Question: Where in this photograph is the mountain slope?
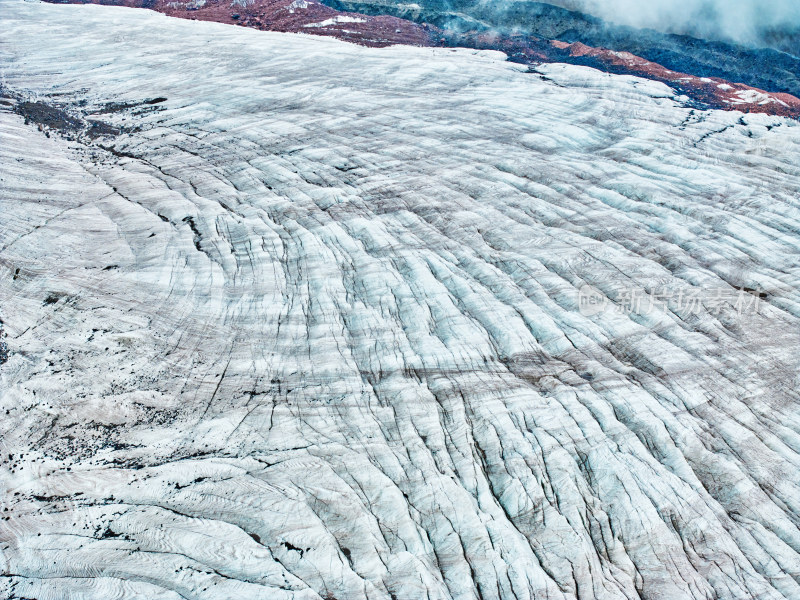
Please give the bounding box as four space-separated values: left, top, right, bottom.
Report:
40 0 800 117
322 0 800 98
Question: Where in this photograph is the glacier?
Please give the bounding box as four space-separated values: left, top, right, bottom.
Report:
1 1 800 599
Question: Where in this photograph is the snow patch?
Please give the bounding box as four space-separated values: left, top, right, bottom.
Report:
303 15 367 27
287 0 308 12
732 88 788 106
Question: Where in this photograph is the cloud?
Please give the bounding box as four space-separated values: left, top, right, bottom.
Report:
545 0 800 47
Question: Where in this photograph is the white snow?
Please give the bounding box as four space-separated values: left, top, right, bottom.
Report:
1 2 800 600
167 0 206 8
287 0 308 12
303 15 367 27
731 88 789 106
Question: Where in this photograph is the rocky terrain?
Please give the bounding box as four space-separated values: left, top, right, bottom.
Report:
0 326 7 366
2 1 800 600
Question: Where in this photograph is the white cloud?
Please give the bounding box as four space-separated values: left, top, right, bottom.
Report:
545 0 800 46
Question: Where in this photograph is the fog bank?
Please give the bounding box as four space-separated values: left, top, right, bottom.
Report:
548 0 800 48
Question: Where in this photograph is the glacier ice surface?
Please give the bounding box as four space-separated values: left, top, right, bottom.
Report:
1 2 800 599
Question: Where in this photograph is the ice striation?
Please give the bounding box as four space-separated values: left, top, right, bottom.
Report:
2 2 800 599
